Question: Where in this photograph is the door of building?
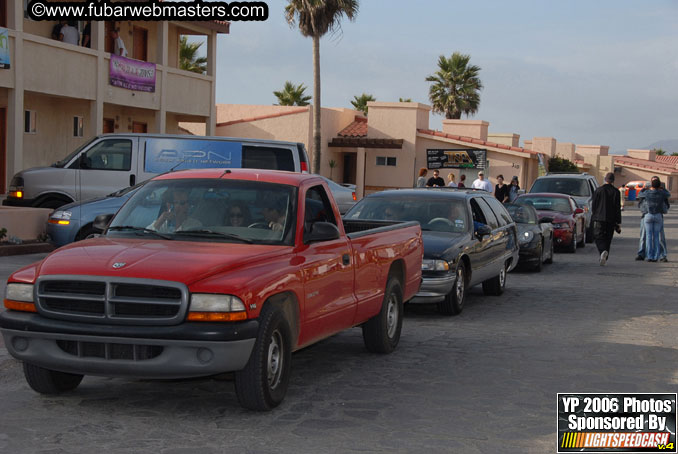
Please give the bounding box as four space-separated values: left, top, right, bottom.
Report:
104 21 115 54
103 118 115 134
0 0 7 27
343 153 356 185
133 27 147 61
0 107 7 193
132 122 147 133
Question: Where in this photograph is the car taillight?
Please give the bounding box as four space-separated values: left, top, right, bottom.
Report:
352 192 357 201
300 162 308 173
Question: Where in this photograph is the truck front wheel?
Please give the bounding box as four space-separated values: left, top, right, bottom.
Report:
362 277 403 354
23 363 83 394
235 305 292 411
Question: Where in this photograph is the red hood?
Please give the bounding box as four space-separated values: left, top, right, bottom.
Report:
535 210 572 223
36 237 291 285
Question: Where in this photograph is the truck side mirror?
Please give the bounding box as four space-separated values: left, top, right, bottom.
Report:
93 214 115 232
304 222 340 244
79 153 91 169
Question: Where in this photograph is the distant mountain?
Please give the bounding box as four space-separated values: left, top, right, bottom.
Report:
645 140 678 154
612 140 678 156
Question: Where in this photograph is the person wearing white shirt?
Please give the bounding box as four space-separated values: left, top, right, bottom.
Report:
472 171 493 192
111 29 128 57
59 22 80 46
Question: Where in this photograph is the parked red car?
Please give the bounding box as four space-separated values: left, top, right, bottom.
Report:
515 193 585 253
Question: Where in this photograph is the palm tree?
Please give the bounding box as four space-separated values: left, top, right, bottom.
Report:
351 93 375 116
399 97 412 102
653 148 666 156
179 36 207 74
426 52 483 119
274 81 312 106
285 0 359 174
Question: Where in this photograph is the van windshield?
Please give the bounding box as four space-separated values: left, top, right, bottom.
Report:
52 137 98 168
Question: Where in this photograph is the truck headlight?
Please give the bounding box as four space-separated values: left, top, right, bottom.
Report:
519 231 534 244
188 294 246 322
49 210 73 225
4 283 37 312
8 175 24 199
422 259 450 271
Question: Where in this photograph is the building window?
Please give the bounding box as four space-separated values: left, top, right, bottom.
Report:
24 110 36 134
73 116 84 137
376 156 397 166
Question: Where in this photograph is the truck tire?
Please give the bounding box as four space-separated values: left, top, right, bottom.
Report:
362 277 403 354
437 262 466 315
23 363 83 394
235 305 292 411
482 262 507 296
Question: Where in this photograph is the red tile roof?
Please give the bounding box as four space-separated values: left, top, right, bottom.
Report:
416 129 540 156
614 156 678 174
217 107 309 127
337 116 368 137
656 155 678 167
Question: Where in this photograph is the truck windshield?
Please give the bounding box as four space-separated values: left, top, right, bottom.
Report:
52 137 98 168
108 178 297 245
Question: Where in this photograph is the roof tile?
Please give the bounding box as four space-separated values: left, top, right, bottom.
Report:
337 116 368 137
416 129 539 156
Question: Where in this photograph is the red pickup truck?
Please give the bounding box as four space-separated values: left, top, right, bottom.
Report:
0 169 423 410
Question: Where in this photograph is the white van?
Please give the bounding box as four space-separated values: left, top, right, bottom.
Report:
4 134 310 208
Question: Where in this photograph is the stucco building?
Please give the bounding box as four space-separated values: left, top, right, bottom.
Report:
0 1 228 192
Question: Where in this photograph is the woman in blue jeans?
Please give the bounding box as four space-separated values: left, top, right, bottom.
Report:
640 179 670 262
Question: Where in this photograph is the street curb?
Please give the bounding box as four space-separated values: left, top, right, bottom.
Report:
0 242 55 257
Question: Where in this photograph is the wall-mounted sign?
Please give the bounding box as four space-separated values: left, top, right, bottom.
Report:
0 28 10 69
427 148 486 170
109 55 156 92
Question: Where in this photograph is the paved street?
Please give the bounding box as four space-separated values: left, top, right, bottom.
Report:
0 207 677 454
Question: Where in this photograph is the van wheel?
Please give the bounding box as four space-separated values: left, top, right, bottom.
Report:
75 225 99 241
362 277 403 353
234 305 291 411
482 262 507 296
23 363 83 394
37 198 70 210
437 263 466 315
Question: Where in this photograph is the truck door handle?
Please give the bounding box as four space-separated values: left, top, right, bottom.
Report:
130 174 136 186
342 254 350 266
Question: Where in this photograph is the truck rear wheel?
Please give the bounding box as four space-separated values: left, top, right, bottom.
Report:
362 277 403 354
235 305 292 411
23 363 83 394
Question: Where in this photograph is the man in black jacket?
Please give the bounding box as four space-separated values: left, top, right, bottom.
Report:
591 172 622 265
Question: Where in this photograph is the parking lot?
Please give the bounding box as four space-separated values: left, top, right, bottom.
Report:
0 206 676 454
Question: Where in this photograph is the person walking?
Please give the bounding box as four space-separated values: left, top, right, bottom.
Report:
494 174 509 202
635 176 669 262
637 177 670 262
591 172 622 266
471 171 492 192
508 176 520 203
426 169 445 187
447 173 457 187
415 168 428 188
457 174 466 188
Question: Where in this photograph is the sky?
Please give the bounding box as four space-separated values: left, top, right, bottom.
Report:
212 0 678 153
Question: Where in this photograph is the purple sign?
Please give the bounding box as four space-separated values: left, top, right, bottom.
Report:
109 55 156 92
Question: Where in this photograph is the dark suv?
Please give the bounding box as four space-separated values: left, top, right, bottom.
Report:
529 173 599 243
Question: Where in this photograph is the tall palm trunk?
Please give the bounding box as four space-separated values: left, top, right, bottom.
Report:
312 35 321 174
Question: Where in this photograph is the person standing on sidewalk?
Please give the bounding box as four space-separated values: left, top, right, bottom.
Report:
508 176 521 203
635 176 669 262
637 177 670 262
591 172 621 266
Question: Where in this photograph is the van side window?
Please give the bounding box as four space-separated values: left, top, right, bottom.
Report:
469 198 487 226
242 146 295 172
81 139 132 171
304 185 337 234
484 197 512 226
476 197 500 229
